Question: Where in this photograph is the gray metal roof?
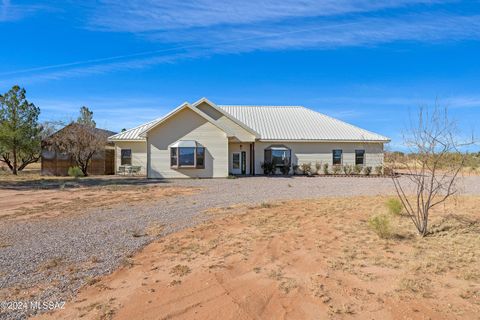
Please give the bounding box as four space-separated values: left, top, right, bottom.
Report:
109 103 390 142
218 105 390 142
108 118 159 141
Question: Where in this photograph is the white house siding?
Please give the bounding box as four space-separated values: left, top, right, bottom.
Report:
254 141 384 174
147 107 229 178
114 141 148 175
196 102 256 142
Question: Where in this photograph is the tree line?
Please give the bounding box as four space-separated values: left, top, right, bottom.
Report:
0 85 106 176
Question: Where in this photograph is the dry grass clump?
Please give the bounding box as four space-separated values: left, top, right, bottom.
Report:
368 213 393 239
170 264 191 277
386 198 403 215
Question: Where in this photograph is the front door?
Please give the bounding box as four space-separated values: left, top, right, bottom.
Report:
241 151 246 175
232 152 247 175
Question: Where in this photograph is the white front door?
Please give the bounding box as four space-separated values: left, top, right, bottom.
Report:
232 151 247 175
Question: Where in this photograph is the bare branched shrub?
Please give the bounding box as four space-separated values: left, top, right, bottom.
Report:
390 105 474 236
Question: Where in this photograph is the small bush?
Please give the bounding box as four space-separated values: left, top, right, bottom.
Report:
323 163 329 175
300 162 312 175
386 198 403 215
332 165 342 174
292 164 299 175
343 165 352 175
375 166 383 175
353 165 362 174
261 161 275 175
279 162 291 175
368 214 392 239
67 166 83 178
363 166 372 176
315 161 322 175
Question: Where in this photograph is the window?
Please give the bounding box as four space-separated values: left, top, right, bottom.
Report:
232 153 240 169
355 150 365 165
121 149 132 165
179 147 195 166
170 148 177 166
264 146 291 167
332 149 342 165
196 147 205 168
170 142 205 168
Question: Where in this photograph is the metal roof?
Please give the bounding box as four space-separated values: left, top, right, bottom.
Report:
108 118 159 141
109 102 390 142
218 105 390 142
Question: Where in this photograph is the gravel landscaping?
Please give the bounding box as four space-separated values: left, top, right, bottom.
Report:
1 175 480 319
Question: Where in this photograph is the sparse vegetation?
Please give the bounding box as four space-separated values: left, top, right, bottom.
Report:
368 213 392 239
67 166 84 178
332 165 341 174
386 198 403 215
363 166 372 176
374 165 383 175
300 162 312 175
342 164 352 175
261 161 275 175
353 165 362 174
323 163 329 175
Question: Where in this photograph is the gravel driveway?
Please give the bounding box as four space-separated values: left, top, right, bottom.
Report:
1 176 479 319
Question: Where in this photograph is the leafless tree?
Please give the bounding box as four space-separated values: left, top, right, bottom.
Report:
47 123 107 176
390 104 474 237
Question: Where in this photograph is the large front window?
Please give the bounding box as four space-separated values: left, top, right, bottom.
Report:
264 145 291 167
170 140 205 168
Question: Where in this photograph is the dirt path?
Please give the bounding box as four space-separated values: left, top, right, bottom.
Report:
36 196 480 320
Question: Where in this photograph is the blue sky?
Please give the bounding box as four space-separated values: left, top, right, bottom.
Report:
1 0 480 150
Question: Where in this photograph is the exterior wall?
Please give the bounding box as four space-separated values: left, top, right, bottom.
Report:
196 102 256 142
254 141 384 174
147 107 229 178
228 142 252 175
114 141 148 175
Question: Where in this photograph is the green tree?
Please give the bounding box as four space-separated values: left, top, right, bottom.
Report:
77 106 96 127
0 85 42 174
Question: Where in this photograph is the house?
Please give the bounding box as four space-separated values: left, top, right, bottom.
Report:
41 124 116 176
108 98 390 178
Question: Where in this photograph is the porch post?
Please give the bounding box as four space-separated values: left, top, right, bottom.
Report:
251 142 255 175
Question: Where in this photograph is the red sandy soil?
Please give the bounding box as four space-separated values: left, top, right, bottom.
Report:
36 196 480 320
0 185 199 221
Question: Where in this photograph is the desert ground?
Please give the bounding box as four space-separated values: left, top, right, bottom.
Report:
36 196 479 320
1 167 479 319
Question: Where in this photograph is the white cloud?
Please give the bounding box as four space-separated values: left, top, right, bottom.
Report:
3 0 479 82
88 0 443 32
0 0 44 22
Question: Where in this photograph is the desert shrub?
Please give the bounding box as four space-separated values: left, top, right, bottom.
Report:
67 166 84 178
368 214 392 239
227 175 237 179
314 161 322 175
386 198 403 215
280 162 291 175
292 164 299 175
332 165 342 174
375 165 383 175
343 165 352 175
300 162 312 175
363 166 372 176
323 163 329 175
261 161 275 175
353 165 362 174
